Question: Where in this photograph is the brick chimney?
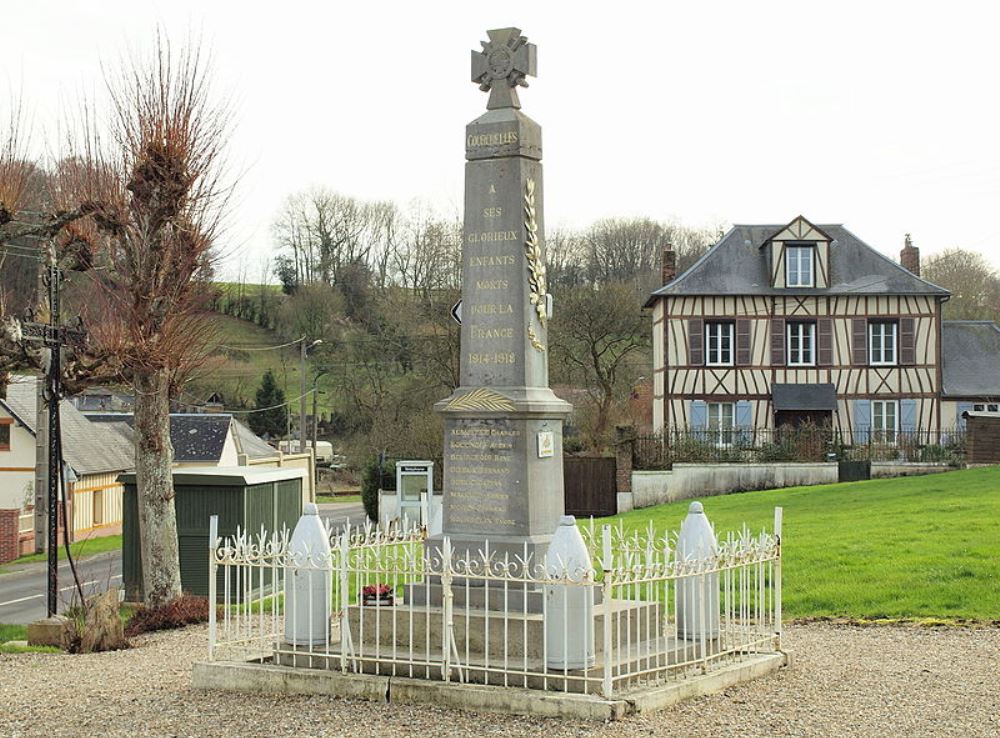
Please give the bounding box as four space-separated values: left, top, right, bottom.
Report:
661 244 677 285
900 233 920 276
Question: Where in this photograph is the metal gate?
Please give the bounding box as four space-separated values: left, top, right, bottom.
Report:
564 456 617 518
838 460 871 482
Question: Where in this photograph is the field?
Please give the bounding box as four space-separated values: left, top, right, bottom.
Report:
599 466 1000 621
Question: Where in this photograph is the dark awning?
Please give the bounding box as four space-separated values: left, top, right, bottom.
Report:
772 383 837 411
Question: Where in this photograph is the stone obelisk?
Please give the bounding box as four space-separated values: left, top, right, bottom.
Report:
433 28 572 567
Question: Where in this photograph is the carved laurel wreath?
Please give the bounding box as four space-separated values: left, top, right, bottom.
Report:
523 179 547 326
527 324 545 352
445 387 516 412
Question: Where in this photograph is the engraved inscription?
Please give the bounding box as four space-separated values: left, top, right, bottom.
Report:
467 131 519 147
445 419 524 532
470 254 516 267
467 230 518 244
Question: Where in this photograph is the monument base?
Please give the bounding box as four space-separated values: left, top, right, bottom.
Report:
195 651 789 720
274 599 691 695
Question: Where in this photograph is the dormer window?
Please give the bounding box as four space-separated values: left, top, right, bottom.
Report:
785 245 814 287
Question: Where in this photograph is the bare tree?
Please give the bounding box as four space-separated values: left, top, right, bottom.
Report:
580 217 720 294
923 248 1000 321
549 283 648 446
66 36 233 608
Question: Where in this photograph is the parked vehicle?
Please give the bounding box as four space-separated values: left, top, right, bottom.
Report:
277 439 336 465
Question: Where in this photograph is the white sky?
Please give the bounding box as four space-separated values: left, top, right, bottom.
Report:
4 1 1000 279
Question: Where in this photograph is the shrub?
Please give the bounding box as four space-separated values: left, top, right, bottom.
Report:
360 456 385 522
125 594 212 638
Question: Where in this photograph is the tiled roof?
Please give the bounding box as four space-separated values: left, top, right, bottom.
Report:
232 419 278 459
84 412 274 463
941 321 1000 397
85 412 231 463
1 376 134 475
647 223 950 303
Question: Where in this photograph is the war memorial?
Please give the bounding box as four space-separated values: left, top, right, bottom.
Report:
193 28 787 720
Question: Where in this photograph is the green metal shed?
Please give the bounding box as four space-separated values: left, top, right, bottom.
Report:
121 466 305 601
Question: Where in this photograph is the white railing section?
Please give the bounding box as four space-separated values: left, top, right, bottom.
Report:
207 509 783 698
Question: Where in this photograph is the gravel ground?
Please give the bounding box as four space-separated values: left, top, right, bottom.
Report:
2 623 998 738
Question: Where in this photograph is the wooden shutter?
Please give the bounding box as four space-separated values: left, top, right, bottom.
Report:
900 399 918 431
817 318 833 366
852 318 868 366
770 318 785 366
853 399 871 443
688 319 704 366
735 320 751 366
689 400 708 430
957 402 974 431
899 318 916 365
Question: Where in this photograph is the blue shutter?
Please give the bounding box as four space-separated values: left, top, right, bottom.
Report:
735 401 752 443
853 400 871 443
690 400 708 436
956 402 975 431
899 399 918 432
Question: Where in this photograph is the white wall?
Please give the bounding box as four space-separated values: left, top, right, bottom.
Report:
630 463 839 508
0 418 37 510
378 490 442 534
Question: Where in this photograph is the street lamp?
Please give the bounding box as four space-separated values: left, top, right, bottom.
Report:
312 369 329 458
300 338 323 453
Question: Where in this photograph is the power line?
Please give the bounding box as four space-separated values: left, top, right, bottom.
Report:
174 388 316 414
216 335 306 352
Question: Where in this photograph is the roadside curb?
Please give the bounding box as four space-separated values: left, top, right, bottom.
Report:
0 550 120 579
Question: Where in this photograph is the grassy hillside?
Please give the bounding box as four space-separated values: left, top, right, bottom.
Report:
599 466 1000 621
189 313 316 420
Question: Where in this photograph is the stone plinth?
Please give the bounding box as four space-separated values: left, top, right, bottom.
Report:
273 599 714 694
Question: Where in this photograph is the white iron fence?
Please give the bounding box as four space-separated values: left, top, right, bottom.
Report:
207 509 783 699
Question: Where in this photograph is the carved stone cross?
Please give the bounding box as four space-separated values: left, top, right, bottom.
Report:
471 27 537 110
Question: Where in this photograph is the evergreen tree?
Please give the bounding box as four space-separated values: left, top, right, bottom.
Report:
250 369 288 439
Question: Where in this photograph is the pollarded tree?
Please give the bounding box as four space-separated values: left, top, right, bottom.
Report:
64 36 233 608
249 369 288 440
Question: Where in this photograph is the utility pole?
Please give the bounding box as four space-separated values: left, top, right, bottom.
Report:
299 339 322 453
33 264 47 554
299 339 307 454
20 264 86 616
311 369 328 456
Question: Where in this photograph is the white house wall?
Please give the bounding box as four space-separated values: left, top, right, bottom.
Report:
0 418 36 510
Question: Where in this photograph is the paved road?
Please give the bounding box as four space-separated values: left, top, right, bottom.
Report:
0 552 122 625
0 502 367 627
318 501 368 531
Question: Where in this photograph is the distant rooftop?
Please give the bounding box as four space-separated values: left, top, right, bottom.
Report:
1 376 134 475
941 321 1000 397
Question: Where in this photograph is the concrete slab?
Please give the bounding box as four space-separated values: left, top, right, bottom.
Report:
192 650 789 720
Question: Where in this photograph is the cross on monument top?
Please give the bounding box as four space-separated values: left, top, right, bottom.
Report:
471 27 537 111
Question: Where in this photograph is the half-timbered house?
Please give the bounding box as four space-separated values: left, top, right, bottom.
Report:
645 216 999 441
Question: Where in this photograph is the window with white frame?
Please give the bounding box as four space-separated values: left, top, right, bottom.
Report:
785 245 814 287
705 322 734 366
871 399 898 443
787 322 816 366
869 321 897 365
707 402 735 446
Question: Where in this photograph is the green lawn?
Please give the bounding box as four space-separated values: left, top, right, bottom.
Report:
0 624 58 653
316 493 362 504
2 534 122 571
0 624 26 642
599 466 1000 622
